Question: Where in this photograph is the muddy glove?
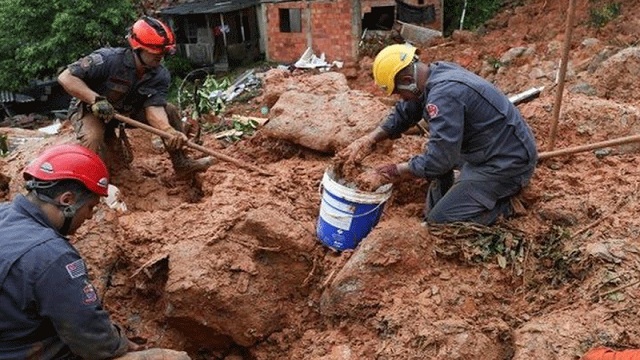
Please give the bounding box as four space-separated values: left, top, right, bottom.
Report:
162 127 188 151
336 135 376 164
91 96 115 123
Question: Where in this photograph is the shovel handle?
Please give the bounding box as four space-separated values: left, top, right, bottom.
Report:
113 113 273 176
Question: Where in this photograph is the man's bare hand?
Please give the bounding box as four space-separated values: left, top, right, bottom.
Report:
357 168 390 191
336 136 375 164
163 127 188 151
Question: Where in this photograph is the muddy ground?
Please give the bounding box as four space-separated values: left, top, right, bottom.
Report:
3 0 640 359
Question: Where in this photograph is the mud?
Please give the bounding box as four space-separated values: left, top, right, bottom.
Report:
3 0 640 359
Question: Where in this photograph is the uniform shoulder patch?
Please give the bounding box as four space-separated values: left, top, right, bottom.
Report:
65 259 86 279
426 103 439 119
79 53 104 69
82 281 98 304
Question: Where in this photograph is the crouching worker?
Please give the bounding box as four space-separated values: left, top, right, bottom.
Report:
337 43 538 226
57 16 212 176
0 144 190 360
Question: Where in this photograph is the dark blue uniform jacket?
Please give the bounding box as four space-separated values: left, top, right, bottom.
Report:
0 195 128 360
67 47 170 115
381 61 538 183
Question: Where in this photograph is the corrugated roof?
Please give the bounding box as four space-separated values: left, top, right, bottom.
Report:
159 0 260 15
0 91 34 104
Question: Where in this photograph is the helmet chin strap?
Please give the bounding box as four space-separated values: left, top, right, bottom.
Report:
29 188 86 236
134 49 153 71
395 62 422 96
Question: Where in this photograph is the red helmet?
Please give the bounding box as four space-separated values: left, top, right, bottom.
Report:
127 16 176 55
23 144 109 197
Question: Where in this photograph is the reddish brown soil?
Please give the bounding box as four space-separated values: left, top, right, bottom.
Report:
3 1 640 359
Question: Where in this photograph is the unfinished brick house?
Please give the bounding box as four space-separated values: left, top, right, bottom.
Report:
266 0 442 64
158 0 442 68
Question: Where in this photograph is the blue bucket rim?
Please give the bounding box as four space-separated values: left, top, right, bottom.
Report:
322 169 392 205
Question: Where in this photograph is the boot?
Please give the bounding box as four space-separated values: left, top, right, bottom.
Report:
169 150 214 175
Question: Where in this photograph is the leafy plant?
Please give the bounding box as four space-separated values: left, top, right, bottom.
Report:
198 77 231 116
201 117 259 143
588 1 621 28
443 0 505 36
178 75 232 118
0 0 136 91
487 56 504 70
163 54 194 79
431 222 527 274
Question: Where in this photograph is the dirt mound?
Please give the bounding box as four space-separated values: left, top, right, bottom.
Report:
4 0 640 359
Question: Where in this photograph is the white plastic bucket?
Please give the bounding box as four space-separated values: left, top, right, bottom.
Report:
316 169 392 251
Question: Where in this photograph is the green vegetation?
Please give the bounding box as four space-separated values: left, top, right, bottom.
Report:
587 0 621 28
174 65 267 143
443 0 505 36
486 56 505 70
163 54 195 79
431 222 527 274
179 75 232 118
0 0 136 91
201 117 259 143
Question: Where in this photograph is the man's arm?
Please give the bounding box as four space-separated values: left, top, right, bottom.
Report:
145 106 188 150
379 100 424 139
57 68 101 105
145 105 173 131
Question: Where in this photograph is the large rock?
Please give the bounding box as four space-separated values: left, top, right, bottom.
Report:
261 71 390 153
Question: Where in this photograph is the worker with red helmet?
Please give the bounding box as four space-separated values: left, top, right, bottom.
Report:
57 15 212 176
0 144 190 360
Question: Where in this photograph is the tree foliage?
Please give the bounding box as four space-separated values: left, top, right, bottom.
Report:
443 0 506 36
0 0 136 90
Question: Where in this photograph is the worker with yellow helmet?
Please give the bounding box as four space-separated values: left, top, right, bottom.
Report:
337 43 538 225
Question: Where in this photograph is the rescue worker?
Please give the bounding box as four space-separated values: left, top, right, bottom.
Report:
57 15 212 176
0 144 190 360
338 43 538 225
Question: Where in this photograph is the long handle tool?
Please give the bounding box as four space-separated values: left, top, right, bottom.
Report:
113 113 273 176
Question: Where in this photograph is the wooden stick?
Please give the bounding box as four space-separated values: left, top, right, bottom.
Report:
538 133 640 160
599 279 640 298
547 0 577 150
113 113 273 176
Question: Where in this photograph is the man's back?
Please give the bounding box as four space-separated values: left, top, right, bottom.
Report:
0 195 127 360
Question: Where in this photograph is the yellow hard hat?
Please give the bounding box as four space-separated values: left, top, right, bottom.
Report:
372 43 418 95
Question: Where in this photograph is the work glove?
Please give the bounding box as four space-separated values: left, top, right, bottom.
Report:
356 163 399 191
162 127 188 151
91 96 115 123
336 135 376 164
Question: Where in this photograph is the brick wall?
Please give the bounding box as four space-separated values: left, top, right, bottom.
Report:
264 0 441 64
266 0 357 64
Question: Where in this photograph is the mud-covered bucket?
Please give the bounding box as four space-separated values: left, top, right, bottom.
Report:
316 169 393 251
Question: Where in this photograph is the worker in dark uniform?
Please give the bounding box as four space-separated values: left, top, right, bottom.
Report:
338 43 538 225
0 144 190 360
57 16 212 176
